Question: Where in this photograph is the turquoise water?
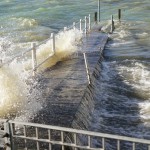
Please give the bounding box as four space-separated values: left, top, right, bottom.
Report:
88 0 150 144
0 0 96 43
0 0 149 45
0 0 150 145
0 0 149 42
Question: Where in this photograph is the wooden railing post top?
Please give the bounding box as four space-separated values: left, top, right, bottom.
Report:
32 42 36 48
50 32 54 37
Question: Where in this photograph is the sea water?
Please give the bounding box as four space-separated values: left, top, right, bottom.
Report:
0 0 150 142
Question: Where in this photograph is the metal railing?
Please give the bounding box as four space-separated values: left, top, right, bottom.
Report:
0 119 10 150
1 119 150 150
0 14 92 76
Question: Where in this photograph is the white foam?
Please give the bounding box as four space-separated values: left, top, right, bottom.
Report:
32 29 82 70
11 17 38 27
0 65 28 117
109 41 134 47
0 28 82 121
117 61 150 89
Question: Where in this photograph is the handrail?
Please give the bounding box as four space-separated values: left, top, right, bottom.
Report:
9 120 150 144
0 120 149 150
0 37 51 69
0 14 92 77
35 52 54 69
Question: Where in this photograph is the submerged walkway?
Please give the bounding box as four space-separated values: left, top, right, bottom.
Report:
34 31 108 127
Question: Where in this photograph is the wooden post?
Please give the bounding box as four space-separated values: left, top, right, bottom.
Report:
51 33 55 53
73 22 76 30
98 0 100 22
94 12 97 24
83 53 91 84
85 16 87 35
118 9 121 22
80 19 82 32
111 15 114 33
88 14 91 31
32 43 37 76
64 27 67 31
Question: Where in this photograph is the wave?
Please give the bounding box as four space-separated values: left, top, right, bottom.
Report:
0 28 82 121
11 17 38 27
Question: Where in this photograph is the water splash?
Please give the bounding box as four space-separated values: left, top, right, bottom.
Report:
0 28 82 121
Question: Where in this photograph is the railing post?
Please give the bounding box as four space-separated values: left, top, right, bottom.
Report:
88 136 91 148
74 133 77 150
51 33 55 54
10 123 15 150
32 43 37 77
117 140 120 150
83 53 91 84
102 138 105 149
88 14 91 31
118 9 121 22
0 59 2 68
73 22 76 30
64 27 67 31
111 15 115 33
61 131 65 150
4 121 11 150
94 12 98 24
23 125 28 150
80 19 82 32
98 0 100 22
85 16 87 35
48 129 52 150
132 142 135 150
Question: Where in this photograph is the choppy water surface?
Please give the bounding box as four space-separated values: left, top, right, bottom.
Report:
0 0 149 143
90 8 150 142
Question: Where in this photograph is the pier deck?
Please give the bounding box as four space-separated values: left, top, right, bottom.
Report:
34 31 108 126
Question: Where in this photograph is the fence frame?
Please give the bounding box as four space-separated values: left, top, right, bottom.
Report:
1 120 150 150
